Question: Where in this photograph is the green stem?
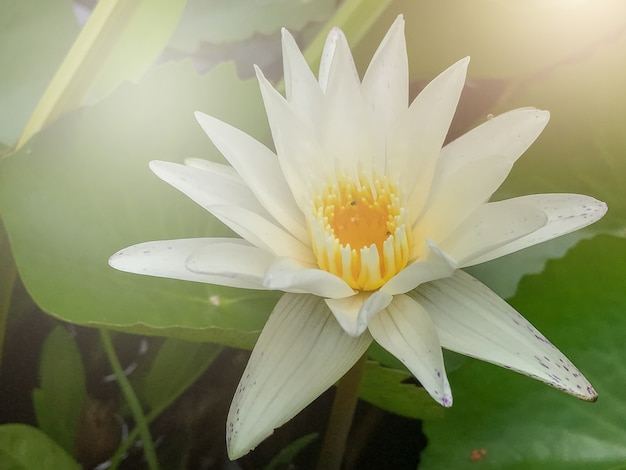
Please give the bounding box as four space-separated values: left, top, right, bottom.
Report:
109 406 159 469
316 353 367 470
99 329 159 470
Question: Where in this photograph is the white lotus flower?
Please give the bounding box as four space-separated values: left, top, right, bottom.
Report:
110 15 606 459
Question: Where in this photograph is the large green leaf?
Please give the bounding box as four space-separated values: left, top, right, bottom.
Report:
0 0 79 147
91 0 188 98
0 61 279 348
32 326 86 455
168 0 336 51
421 234 626 470
0 424 81 470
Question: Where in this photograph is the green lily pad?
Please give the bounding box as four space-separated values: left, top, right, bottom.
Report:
421 234 626 470
0 61 280 348
359 361 444 421
0 424 81 470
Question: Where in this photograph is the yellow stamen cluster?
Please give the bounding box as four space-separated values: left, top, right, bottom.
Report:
308 174 410 291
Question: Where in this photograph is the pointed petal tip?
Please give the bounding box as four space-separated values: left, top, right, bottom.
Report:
194 110 218 134
454 56 470 73
551 377 598 403
280 27 298 46
584 385 598 402
515 107 551 126
440 393 453 408
107 250 124 269
586 389 599 403
437 56 470 87
226 430 262 460
148 159 170 176
193 110 207 122
390 13 405 30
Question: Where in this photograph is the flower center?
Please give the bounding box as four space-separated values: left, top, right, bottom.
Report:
308 174 410 291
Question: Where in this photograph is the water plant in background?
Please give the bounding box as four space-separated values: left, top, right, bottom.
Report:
1 1 625 469
110 14 606 463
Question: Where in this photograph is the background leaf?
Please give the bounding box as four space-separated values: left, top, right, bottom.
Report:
32 326 86 454
142 338 221 413
0 61 280 348
91 0 188 98
0 0 79 147
421 234 626 470
359 361 444 421
264 433 319 470
0 424 81 470
168 0 336 50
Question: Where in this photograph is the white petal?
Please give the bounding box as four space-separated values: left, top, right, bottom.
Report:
325 290 393 336
149 160 270 219
411 154 506 245
410 270 597 401
264 257 354 298
185 241 275 288
194 112 308 244
440 198 548 267
207 204 315 264
255 66 328 204
466 194 608 265
227 293 372 459
109 238 268 290
320 27 377 179
438 108 549 178
417 108 550 239
361 15 407 172
318 27 355 93
390 57 469 221
381 240 457 295
281 28 323 121
183 157 232 172
368 294 452 406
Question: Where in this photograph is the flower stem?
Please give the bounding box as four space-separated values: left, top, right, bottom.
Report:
99 329 159 470
316 353 367 470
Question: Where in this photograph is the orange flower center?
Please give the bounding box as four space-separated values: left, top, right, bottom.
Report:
308 174 410 290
